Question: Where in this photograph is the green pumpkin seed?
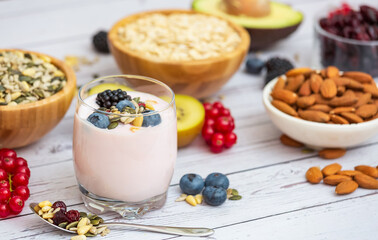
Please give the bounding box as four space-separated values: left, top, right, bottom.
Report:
66 221 78 230
85 233 97 237
90 219 101 226
0 85 5 91
24 53 32 59
133 97 140 103
19 76 33 82
107 122 118 130
110 116 121 122
229 195 242 200
14 96 26 104
88 214 98 220
231 189 239 196
301 148 315 154
58 222 68 228
79 212 87 218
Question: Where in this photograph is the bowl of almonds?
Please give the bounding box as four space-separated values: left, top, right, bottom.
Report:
263 66 378 149
108 9 250 99
0 49 76 148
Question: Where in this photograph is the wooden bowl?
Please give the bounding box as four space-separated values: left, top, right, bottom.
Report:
0 49 76 149
108 9 250 99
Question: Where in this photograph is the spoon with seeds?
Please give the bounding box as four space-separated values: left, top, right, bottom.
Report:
29 203 214 237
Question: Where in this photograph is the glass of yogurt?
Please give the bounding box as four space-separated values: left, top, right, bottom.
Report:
73 75 177 218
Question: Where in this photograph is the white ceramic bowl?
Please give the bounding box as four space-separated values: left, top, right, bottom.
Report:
263 77 378 149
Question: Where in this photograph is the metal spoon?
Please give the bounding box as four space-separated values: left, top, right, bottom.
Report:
29 203 214 237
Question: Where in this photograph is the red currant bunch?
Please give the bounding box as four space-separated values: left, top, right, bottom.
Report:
202 101 237 153
0 148 30 218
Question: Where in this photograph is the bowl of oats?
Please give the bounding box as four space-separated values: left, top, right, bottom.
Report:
108 10 250 99
0 49 76 148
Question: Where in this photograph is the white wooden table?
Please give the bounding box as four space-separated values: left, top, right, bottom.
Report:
1 0 377 239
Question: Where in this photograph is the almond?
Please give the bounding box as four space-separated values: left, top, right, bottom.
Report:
279 134 304 148
354 165 378 178
329 95 358 107
332 77 351 86
298 110 329 123
329 107 355 114
310 74 323 93
330 115 349 124
337 170 360 177
285 75 304 92
337 85 346 96
318 148 346 159
324 175 352 186
322 163 342 176
356 104 377 119
335 180 358 195
326 66 339 78
320 79 337 99
298 80 311 96
308 104 332 113
271 89 298 105
273 76 285 91
296 95 316 108
343 71 373 84
354 173 378 189
340 112 363 123
306 167 323 184
286 67 313 77
363 84 378 98
354 93 372 107
271 100 298 116
314 94 331 105
346 79 364 90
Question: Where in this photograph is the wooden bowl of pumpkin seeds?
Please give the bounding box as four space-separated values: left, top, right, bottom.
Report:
0 49 76 148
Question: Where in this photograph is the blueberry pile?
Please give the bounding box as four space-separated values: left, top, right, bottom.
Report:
96 89 131 108
179 172 232 206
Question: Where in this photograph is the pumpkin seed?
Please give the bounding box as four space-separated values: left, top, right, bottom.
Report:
66 221 78 230
301 148 315 154
133 97 140 103
90 219 101 226
229 195 242 200
58 222 68 228
79 212 87 218
107 122 118 130
14 96 26 104
110 116 121 122
231 189 239 196
0 85 5 91
85 232 97 237
19 76 33 82
88 214 98 220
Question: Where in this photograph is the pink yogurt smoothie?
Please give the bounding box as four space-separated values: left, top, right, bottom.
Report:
73 92 177 203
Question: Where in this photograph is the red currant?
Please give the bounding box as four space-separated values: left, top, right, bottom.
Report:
0 159 3 169
229 120 235 132
2 157 16 173
12 173 29 187
0 149 16 158
215 116 233 133
211 133 224 148
210 145 223 153
15 166 30 178
0 188 11 203
207 108 220 119
15 157 28 168
12 186 30 201
202 126 215 143
224 132 237 148
0 180 10 189
219 108 231 117
203 102 212 112
9 196 24 214
0 203 10 218
204 118 215 128
212 101 224 110
52 201 67 213
0 169 7 181
66 210 80 223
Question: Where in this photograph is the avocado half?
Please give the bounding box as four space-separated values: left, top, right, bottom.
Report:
192 0 303 50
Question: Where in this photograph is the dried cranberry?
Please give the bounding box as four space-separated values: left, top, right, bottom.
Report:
52 210 69 225
65 210 80 223
360 5 377 24
52 201 67 213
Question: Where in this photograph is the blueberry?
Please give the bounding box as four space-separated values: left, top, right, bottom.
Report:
246 57 265 74
142 110 161 127
87 112 110 129
205 173 229 190
202 186 227 206
116 100 135 111
179 174 205 195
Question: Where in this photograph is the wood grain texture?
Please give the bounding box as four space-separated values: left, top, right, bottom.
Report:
0 49 76 148
108 9 250 99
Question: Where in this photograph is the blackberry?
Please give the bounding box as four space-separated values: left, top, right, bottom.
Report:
92 31 110 53
96 89 131 108
265 57 294 85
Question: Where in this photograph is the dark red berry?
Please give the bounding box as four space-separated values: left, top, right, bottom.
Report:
53 209 69 225
212 101 224 110
15 157 28 168
0 188 11 203
215 116 233 133
204 118 215 128
15 166 30 178
0 169 7 181
219 108 231 117
66 210 80 223
202 126 215 143
12 186 30 201
0 149 16 158
52 201 67 213
211 133 224 149
207 108 220 119
8 196 24 214
0 203 10 218
224 132 237 148
12 173 29 187
2 157 16 173
0 180 10 189
203 102 212 112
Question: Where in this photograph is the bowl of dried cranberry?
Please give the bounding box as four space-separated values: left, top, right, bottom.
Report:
313 3 378 77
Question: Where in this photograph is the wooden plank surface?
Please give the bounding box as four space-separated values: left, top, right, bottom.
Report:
0 0 377 239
